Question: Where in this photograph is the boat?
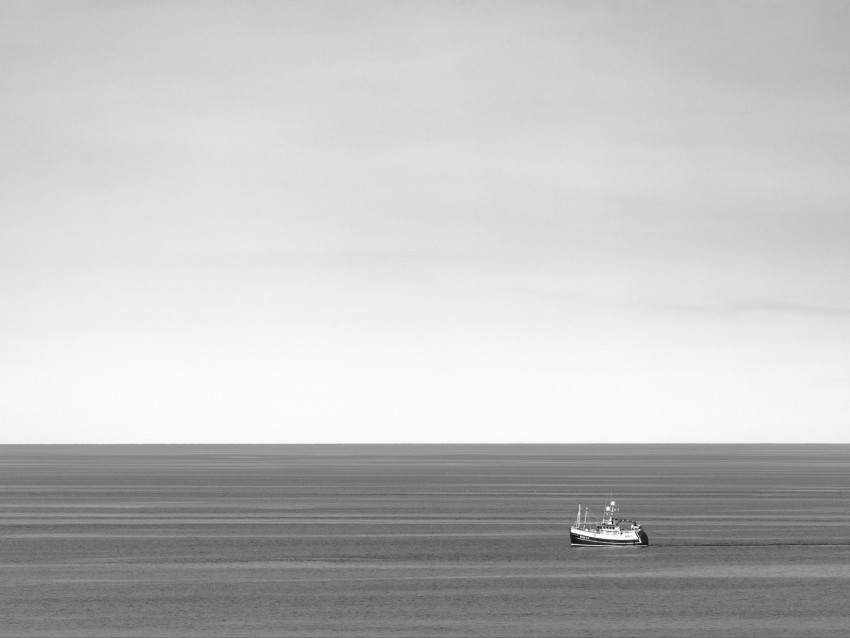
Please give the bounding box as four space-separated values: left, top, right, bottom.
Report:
570 500 649 546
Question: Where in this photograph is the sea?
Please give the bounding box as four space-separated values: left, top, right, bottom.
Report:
1 444 849 637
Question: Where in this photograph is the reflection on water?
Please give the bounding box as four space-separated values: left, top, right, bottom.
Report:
1 444 849 636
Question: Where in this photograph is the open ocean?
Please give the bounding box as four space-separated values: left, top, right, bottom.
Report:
1 444 849 637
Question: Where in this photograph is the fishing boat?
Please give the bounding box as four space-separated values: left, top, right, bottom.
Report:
570 500 649 546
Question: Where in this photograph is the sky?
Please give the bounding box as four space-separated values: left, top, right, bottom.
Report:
2 1 849 443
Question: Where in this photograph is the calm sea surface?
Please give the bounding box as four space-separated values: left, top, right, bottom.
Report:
1 444 849 637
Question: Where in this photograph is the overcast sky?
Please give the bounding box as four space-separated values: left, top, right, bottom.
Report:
2 1 849 443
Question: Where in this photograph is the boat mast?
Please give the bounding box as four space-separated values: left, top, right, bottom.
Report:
575 504 582 527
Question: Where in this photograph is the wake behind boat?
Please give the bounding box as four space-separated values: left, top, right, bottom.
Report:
570 500 649 546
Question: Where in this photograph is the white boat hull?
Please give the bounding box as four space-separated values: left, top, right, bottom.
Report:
570 525 649 546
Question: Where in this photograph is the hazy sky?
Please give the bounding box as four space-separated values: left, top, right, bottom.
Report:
2 1 849 443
